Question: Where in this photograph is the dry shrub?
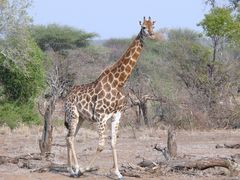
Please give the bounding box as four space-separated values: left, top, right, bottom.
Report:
12 124 42 136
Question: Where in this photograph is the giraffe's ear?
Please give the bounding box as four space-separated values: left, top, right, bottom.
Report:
139 21 142 25
152 21 156 25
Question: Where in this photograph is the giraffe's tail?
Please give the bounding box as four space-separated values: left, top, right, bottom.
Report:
64 112 69 129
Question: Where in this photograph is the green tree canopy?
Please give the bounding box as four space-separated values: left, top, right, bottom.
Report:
199 3 240 46
199 7 234 38
0 0 33 69
31 24 97 51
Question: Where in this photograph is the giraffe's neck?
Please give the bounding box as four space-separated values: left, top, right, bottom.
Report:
97 29 145 88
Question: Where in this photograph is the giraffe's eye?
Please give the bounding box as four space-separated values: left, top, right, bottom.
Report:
142 26 146 29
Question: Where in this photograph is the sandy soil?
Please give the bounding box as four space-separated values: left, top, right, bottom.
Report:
0 125 240 180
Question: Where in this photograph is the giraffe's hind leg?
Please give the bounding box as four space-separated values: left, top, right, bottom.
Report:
65 107 82 177
111 111 123 180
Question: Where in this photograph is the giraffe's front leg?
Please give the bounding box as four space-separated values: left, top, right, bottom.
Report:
66 134 83 177
111 111 123 180
66 136 74 174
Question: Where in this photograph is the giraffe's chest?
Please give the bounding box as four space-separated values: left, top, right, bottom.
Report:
95 89 126 113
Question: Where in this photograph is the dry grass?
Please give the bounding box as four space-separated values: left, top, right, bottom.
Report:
0 124 11 135
0 124 42 136
138 127 166 140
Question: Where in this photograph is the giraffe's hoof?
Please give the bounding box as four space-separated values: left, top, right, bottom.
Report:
69 168 83 177
109 168 124 180
69 173 78 178
69 172 82 178
115 171 124 180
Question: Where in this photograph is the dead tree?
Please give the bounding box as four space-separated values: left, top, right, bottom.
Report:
128 88 149 126
128 88 166 127
38 66 67 154
38 50 73 155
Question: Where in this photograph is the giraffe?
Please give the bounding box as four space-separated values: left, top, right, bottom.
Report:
64 16 156 179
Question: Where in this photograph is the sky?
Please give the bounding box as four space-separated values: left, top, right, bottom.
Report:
29 0 210 40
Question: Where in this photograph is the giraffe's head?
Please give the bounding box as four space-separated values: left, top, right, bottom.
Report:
139 16 156 39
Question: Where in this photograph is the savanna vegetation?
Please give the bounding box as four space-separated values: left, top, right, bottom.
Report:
0 0 240 131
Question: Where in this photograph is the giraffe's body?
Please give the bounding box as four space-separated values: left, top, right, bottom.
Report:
64 17 155 179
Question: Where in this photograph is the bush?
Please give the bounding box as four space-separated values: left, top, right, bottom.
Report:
0 39 45 103
0 39 45 128
103 38 131 61
0 102 41 129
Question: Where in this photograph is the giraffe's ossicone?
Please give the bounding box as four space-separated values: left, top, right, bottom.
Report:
64 16 156 179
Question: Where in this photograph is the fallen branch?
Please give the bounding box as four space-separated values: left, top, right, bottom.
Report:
0 156 18 165
153 144 170 161
0 153 47 165
0 152 55 169
169 157 240 173
33 163 98 174
121 170 141 178
216 144 240 149
120 163 142 178
121 157 240 177
32 163 69 173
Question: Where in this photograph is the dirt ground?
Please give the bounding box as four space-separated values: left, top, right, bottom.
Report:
0 125 240 180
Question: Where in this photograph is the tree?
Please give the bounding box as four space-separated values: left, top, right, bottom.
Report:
165 28 238 128
0 0 45 128
31 24 97 51
199 7 234 66
0 0 33 69
198 2 240 110
167 29 213 105
202 1 240 48
0 0 44 103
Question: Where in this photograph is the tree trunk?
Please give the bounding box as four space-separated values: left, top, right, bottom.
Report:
135 106 141 126
167 127 177 158
141 102 149 127
39 97 56 155
207 36 219 108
